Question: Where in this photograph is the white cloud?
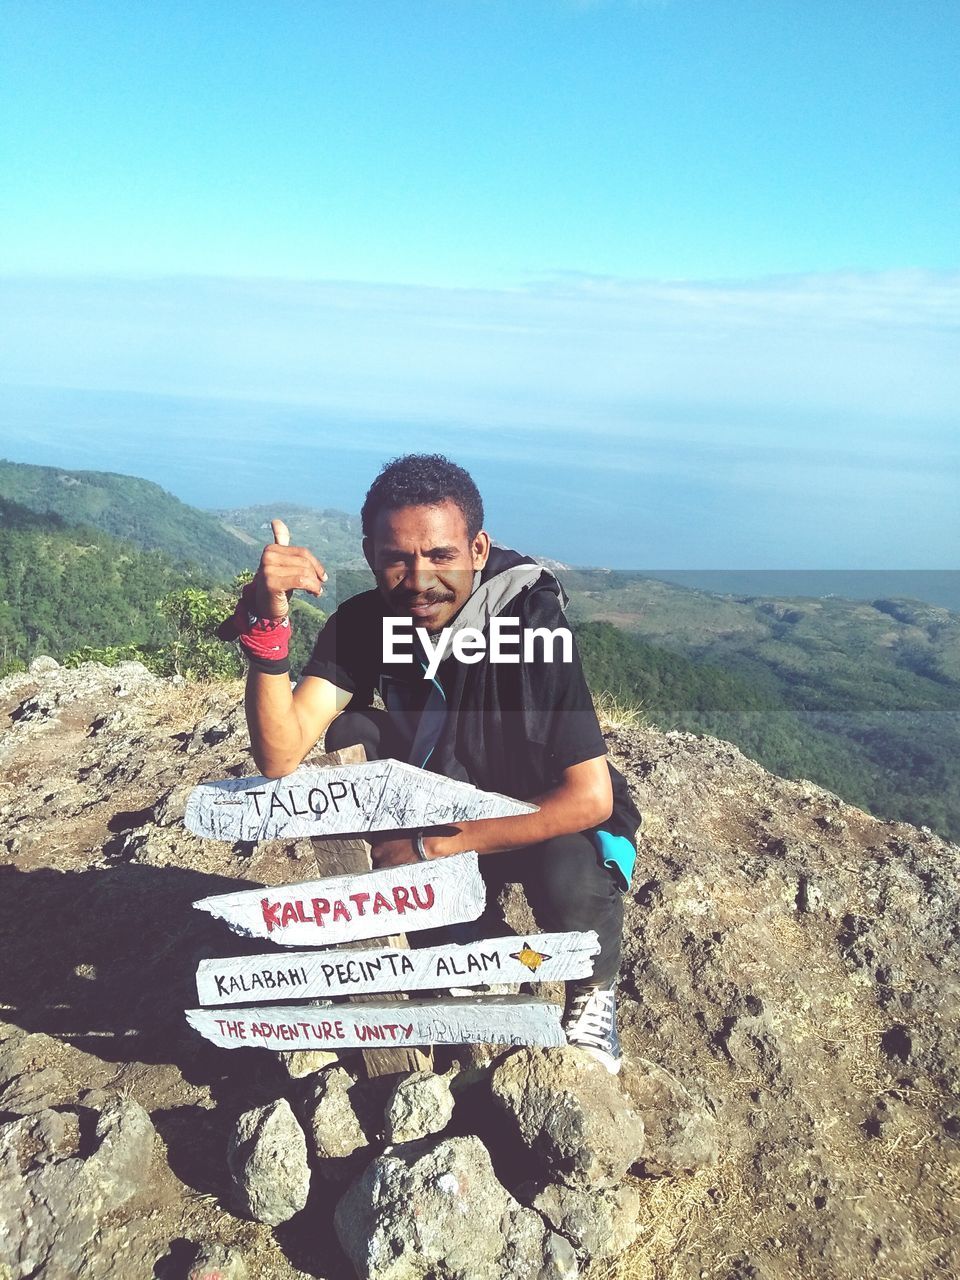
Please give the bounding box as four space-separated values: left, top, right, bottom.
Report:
0 269 956 436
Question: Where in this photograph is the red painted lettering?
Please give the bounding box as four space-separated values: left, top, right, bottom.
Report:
311 897 330 926
215 1018 247 1040
372 891 394 914
280 902 299 927
349 891 370 916
393 886 410 914
410 883 435 911
261 898 281 933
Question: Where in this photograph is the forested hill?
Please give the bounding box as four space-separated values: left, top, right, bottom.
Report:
575 617 960 842
0 497 187 665
0 459 253 579
3 466 959 841
214 504 366 570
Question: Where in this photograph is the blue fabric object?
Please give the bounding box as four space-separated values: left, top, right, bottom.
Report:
592 828 636 892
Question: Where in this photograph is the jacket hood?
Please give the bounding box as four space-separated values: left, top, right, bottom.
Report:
437 544 568 648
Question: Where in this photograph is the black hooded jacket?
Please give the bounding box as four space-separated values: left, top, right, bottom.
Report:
302 546 641 847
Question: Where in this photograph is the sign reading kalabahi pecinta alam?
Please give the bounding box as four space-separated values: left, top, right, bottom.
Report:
184 759 536 843
196 930 601 1004
193 852 486 947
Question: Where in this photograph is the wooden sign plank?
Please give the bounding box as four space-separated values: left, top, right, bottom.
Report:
184 759 536 843
196 931 600 1005
306 819 431 1076
185 995 566 1052
192 850 486 947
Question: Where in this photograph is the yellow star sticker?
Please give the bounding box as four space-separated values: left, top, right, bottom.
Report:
510 942 551 973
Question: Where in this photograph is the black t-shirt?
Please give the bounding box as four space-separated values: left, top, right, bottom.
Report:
301 569 607 803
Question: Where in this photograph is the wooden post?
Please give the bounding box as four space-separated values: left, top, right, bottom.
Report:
308 745 430 1077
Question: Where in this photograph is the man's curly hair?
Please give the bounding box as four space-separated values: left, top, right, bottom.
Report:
361 454 484 542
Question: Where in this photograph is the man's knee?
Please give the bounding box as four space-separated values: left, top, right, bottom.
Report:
325 709 383 757
527 832 620 923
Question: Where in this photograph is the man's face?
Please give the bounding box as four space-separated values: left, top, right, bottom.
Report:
364 499 490 634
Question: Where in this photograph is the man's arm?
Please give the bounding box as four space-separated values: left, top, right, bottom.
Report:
371 755 613 867
246 671 353 778
241 517 353 777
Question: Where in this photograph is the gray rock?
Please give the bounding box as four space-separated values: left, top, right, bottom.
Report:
281 1048 340 1079
0 1096 156 1280
304 1066 370 1177
518 1181 641 1262
227 1098 310 1225
83 1093 158 1204
384 1069 456 1144
488 1047 645 1188
28 656 60 675
0 1066 69 1117
187 1242 248 1280
334 1134 578 1280
621 1059 719 1176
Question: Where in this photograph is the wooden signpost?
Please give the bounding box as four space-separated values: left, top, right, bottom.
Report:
185 995 567 1052
193 851 486 947
195 931 601 1005
184 758 536 843
184 746 594 1073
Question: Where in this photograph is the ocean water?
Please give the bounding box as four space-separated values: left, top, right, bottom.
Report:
1 383 957 598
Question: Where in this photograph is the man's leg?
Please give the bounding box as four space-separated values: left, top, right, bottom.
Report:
508 831 625 1071
324 707 409 761
516 831 624 988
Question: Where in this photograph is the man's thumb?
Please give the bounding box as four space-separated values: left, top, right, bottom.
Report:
271 519 291 547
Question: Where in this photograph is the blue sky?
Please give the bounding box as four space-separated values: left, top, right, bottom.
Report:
1 1 958 566
2 0 958 282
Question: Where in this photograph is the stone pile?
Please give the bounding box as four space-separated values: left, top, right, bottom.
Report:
226 1045 718 1280
0 1090 159 1279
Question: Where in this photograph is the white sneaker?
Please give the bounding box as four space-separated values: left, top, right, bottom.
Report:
561 982 622 1074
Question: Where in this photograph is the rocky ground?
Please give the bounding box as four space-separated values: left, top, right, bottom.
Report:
0 659 957 1279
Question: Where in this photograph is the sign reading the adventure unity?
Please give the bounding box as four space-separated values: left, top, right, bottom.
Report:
193 851 486 947
185 994 566 1051
184 759 537 843
195 930 600 1005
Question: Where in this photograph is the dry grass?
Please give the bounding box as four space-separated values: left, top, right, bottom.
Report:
584 1165 735 1280
148 677 244 732
594 689 648 734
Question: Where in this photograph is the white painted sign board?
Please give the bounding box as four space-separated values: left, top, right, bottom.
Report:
193 851 486 947
195 930 599 1005
185 995 566 1051
184 759 536 843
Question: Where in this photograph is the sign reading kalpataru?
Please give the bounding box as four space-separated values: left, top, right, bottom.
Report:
185 759 536 843
193 851 486 947
196 930 600 1005
186 995 566 1051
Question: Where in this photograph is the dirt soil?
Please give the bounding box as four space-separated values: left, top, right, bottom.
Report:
1 660 958 1280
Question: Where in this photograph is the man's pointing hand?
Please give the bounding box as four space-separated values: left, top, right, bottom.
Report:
254 518 328 618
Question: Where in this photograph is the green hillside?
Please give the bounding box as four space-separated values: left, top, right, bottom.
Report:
0 459 253 579
574 615 960 841
4 479 958 842
213 504 366 570
0 497 187 667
